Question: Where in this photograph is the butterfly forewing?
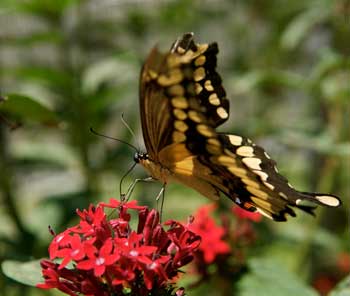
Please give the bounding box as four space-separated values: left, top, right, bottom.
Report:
140 33 230 160
139 48 173 160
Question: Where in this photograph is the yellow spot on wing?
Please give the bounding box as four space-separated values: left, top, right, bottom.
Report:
216 107 228 119
197 44 209 53
207 138 221 146
158 69 183 86
168 84 185 96
236 146 255 157
279 192 288 200
247 186 269 199
197 124 215 137
228 135 243 146
174 120 188 132
194 67 205 82
241 178 260 189
204 80 214 91
242 157 262 170
224 148 237 158
148 70 158 79
264 151 271 159
194 55 206 66
215 155 236 165
177 47 185 54
227 166 248 178
171 97 188 109
195 83 203 94
253 170 268 181
263 181 275 191
173 109 187 120
256 208 273 219
208 93 220 106
172 131 186 143
188 110 203 123
206 143 221 155
250 195 272 209
182 49 195 60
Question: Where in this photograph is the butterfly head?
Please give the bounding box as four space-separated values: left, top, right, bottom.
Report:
134 152 148 164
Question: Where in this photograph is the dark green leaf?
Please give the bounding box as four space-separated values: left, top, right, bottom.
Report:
0 94 58 125
1 260 43 286
237 258 318 296
12 66 71 90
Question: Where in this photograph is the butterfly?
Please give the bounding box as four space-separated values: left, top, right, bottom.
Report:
134 32 341 221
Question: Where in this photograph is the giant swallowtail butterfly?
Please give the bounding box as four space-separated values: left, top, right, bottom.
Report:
134 32 341 221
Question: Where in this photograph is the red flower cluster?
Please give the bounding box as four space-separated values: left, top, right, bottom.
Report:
187 203 261 286
188 204 231 264
37 199 200 296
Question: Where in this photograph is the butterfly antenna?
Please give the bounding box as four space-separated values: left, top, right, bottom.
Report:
90 127 138 153
119 162 137 198
120 113 141 151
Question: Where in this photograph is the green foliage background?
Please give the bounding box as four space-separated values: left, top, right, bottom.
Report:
0 0 349 295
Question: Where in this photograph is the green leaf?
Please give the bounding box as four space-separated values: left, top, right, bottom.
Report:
308 50 345 86
330 274 350 296
6 31 63 46
81 53 139 94
280 131 350 156
12 66 71 90
280 2 331 50
0 94 58 125
2 0 80 18
1 259 44 286
232 70 304 95
237 258 318 296
320 71 350 104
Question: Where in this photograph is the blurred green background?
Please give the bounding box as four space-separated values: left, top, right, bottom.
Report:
0 0 349 295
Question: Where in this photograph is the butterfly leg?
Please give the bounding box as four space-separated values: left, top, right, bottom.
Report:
156 183 166 222
124 176 155 201
155 185 165 201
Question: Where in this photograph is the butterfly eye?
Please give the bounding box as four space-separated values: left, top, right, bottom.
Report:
134 153 140 163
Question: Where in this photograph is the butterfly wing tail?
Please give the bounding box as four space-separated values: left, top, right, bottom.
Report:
299 192 341 208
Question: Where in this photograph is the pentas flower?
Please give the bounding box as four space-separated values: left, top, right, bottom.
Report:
188 203 260 288
188 204 231 264
37 198 199 296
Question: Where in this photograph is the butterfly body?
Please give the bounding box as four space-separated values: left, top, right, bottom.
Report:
137 155 171 185
136 33 341 221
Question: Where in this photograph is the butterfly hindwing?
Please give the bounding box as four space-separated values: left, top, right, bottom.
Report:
219 134 341 208
188 132 340 221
